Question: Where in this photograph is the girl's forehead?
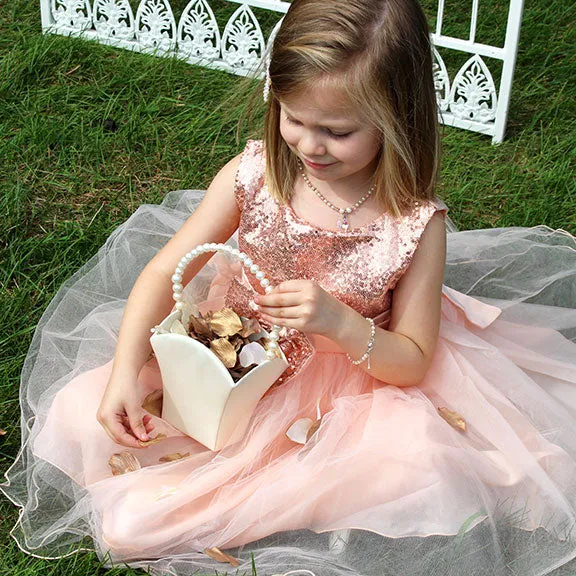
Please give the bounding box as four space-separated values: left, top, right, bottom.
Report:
280 84 361 123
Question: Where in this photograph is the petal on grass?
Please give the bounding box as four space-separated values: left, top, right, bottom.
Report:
204 547 239 567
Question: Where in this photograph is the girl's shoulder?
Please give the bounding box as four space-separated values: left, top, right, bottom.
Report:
234 140 266 212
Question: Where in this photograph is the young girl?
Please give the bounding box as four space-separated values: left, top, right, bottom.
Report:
2 0 576 575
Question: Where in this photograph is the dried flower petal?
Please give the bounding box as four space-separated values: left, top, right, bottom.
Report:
109 452 141 476
0 428 6 436
159 452 191 463
210 338 237 368
189 313 212 337
204 547 239 567
170 319 188 336
286 418 314 444
438 407 466 432
239 316 262 338
229 334 244 352
306 419 322 442
209 308 243 337
142 389 163 417
139 433 167 447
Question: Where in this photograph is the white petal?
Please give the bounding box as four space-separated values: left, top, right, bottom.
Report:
239 341 268 367
285 418 314 444
170 319 188 336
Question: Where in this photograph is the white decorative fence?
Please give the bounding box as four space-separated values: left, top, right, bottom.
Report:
40 0 524 143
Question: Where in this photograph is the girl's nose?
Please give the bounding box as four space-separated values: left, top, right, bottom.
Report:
299 131 327 157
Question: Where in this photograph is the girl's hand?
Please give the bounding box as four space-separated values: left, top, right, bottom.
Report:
97 374 155 449
255 280 349 338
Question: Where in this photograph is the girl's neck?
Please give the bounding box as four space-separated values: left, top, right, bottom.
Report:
298 159 378 206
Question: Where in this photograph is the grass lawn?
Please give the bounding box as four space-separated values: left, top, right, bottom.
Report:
0 0 575 574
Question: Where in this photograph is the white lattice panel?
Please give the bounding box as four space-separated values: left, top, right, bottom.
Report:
39 0 524 143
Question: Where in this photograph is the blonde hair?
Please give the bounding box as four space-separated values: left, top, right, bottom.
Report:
263 0 440 218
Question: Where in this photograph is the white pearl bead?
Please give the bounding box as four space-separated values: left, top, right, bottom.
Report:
175 302 184 310
244 258 253 267
265 286 273 293
269 331 279 341
173 283 183 292
267 341 278 350
260 279 270 287
224 245 232 252
171 274 182 283
173 293 182 301
266 351 275 360
175 266 184 275
256 271 265 280
250 264 259 274
185 252 193 260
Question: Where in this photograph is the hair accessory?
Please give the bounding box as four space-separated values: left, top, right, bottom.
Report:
346 317 376 369
297 158 375 231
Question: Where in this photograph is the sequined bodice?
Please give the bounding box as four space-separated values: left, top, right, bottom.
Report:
234 140 446 319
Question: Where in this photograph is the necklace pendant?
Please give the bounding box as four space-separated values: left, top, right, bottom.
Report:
337 213 350 231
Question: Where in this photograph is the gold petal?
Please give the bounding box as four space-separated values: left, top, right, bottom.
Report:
109 452 141 476
209 308 243 337
204 547 239 567
139 433 168 447
142 389 163 417
159 452 191 463
438 407 467 432
239 316 262 338
210 338 237 368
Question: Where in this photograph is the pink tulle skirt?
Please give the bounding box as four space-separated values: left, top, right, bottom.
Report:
2 190 576 576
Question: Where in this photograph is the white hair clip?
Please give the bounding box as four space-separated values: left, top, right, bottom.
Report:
263 71 272 102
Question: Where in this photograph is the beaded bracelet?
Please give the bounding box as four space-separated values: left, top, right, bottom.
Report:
346 317 376 369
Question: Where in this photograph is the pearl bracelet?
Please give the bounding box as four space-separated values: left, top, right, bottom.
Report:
346 317 376 369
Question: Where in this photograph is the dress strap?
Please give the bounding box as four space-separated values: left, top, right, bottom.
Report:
233 139 265 212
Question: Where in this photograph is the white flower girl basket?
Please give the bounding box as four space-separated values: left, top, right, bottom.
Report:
150 243 289 451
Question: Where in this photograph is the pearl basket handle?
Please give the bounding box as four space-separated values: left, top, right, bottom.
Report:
170 243 282 361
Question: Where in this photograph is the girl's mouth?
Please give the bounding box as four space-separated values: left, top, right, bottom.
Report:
303 158 336 170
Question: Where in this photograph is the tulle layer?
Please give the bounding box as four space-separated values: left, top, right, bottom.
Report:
2 190 576 576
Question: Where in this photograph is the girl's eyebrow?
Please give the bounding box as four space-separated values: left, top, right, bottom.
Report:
282 107 358 129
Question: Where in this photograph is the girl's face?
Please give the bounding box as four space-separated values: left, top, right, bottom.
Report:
278 83 382 186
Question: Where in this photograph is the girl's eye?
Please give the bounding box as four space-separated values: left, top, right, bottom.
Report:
327 130 351 139
286 117 302 126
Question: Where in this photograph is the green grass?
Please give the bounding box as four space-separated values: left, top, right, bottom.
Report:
0 0 575 574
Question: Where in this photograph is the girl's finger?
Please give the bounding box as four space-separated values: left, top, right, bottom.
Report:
257 291 301 308
126 407 149 442
102 418 144 449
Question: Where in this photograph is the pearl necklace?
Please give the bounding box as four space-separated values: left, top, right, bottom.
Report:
297 158 376 232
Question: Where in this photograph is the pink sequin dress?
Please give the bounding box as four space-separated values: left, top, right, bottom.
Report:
3 139 576 576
